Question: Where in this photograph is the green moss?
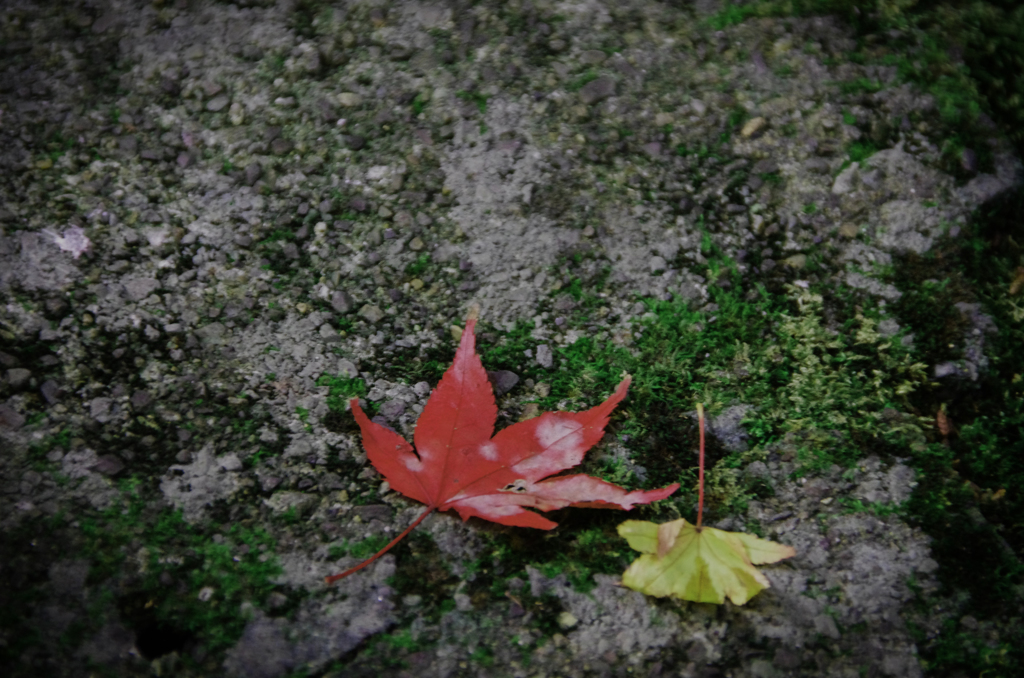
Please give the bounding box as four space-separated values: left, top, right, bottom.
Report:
847 139 878 163
839 76 883 95
72 483 283 658
344 534 392 560
567 70 600 92
456 90 489 114
316 373 367 411
405 252 431 276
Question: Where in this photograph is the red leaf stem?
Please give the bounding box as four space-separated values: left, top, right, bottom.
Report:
324 506 436 584
696 403 705 530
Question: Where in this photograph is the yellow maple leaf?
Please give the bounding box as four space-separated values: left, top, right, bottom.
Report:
618 518 796 605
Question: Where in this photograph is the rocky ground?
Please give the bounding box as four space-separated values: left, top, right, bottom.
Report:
1 1 1021 677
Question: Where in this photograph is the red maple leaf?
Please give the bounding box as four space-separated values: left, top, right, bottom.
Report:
326 318 679 583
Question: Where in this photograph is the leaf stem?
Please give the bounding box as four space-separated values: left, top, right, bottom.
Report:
325 505 436 585
696 403 705 530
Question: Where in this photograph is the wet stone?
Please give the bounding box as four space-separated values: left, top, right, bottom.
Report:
783 254 807 269
358 304 384 323
270 138 293 156
805 158 831 174
244 162 262 186
331 290 354 314
117 136 138 158
206 95 230 112
578 76 616 105
338 92 362 107
352 504 393 522
741 116 767 137
960 148 979 173
378 400 406 420
752 159 779 174
6 368 31 390
130 390 152 409
89 455 125 477
487 370 519 396
0 405 25 430
40 379 62 404
343 134 366 150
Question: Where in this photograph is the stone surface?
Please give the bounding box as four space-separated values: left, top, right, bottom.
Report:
0 2 1019 677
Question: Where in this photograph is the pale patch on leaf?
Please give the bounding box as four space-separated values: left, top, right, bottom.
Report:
478 441 499 461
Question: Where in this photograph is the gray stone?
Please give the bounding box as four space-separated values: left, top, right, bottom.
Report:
0 404 25 430
263 491 319 517
487 370 519 396
206 95 230 112
343 134 366 150
845 272 902 301
705 404 753 452
49 559 90 597
91 13 118 33
642 142 662 158
195 322 228 345
130 390 152 409
353 504 393 522
813 614 841 639
358 304 384 323
244 162 263 186
6 367 31 389
223 615 297 678
271 138 293 156
535 344 553 368
831 163 859 194
876 200 941 254
749 659 779 678
805 157 830 174
123 277 160 301
89 454 125 476
337 359 359 378
89 397 113 422
224 575 395 678
160 445 241 523
578 76 616 105
330 290 354 314
878 318 901 337
117 135 138 158
40 379 62 404
378 399 405 420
